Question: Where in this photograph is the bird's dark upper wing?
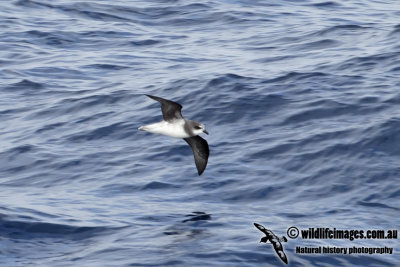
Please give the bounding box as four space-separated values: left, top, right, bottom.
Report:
183 136 209 176
272 243 288 264
254 223 268 234
146 95 183 121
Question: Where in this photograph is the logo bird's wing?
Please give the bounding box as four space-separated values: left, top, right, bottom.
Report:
272 241 288 264
254 223 268 234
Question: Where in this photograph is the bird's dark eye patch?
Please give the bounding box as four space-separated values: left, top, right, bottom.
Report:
194 126 202 130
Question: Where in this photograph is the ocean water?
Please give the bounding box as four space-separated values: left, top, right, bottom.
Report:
1 0 400 266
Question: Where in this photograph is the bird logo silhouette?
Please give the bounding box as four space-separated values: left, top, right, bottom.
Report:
254 223 288 264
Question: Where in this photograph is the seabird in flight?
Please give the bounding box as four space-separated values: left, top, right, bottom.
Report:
139 95 209 175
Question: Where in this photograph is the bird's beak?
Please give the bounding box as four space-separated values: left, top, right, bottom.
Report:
203 129 209 135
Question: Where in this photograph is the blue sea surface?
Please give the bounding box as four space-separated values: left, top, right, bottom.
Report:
1 0 400 266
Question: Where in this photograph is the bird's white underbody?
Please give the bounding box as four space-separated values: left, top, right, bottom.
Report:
138 119 191 138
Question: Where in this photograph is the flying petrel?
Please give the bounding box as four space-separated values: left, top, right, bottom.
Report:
254 223 288 264
138 95 209 175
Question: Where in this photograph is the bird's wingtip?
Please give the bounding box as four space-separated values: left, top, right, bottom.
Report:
197 167 205 176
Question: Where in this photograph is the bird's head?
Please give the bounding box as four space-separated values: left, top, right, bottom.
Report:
260 237 268 243
192 122 209 135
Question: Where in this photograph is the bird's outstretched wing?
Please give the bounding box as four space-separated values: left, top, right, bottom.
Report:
146 95 183 121
254 223 268 234
272 244 288 264
183 136 209 175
